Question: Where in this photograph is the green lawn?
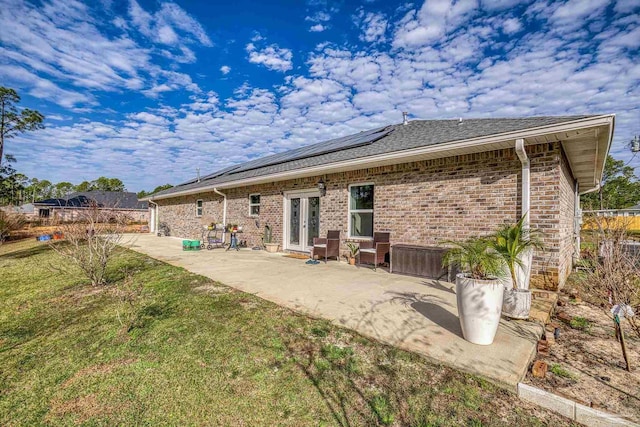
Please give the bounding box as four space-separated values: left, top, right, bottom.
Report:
0 240 575 426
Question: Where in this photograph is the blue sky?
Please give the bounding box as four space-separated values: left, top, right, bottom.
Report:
0 0 638 192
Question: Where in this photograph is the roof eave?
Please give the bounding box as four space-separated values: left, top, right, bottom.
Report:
149 114 615 201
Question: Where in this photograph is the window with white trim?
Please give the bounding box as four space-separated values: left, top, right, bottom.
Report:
196 199 203 217
249 194 260 216
349 184 374 238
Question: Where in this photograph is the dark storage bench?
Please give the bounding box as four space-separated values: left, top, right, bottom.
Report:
390 244 450 280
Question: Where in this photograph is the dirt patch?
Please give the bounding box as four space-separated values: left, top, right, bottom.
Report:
49 284 106 306
48 393 116 424
193 284 230 295
61 358 137 389
239 298 260 310
526 297 640 422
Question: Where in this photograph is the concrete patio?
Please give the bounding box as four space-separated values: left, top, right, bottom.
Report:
123 233 545 390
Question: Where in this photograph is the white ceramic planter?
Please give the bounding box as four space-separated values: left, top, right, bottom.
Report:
456 273 504 345
502 288 532 319
264 243 279 253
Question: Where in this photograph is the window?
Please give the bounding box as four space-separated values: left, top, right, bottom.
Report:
349 184 374 238
196 199 203 217
249 194 260 216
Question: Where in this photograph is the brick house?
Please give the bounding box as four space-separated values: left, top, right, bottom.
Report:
144 115 614 290
33 191 149 223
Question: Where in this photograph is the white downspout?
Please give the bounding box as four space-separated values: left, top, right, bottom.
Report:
515 138 532 290
515 138 530 227
574 182 581 263
148 200 159 234
213 188 227 244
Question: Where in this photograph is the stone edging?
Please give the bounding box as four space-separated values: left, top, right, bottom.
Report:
517 383 638 426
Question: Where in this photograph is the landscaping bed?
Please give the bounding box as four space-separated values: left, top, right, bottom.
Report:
525 290 640 423
0 239 578 426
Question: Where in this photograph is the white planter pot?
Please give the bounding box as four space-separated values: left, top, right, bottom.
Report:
499 249 533 290
264 243 279 253
455 273 504 345
502 288 532 319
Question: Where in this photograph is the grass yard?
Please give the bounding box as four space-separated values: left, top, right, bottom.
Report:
0 240 577 426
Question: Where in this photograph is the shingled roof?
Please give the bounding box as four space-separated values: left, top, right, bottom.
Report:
149 115 606 199
34 191 148 210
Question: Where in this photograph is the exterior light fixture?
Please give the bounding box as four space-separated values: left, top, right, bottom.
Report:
317 178 326 196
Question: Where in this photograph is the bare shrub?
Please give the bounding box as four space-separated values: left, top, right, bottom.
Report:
578 214 640 369
0 210 26 245
48 204 124 286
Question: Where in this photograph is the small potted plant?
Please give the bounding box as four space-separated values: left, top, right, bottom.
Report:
263 225 279 253
346 242 359 265
490 215 543 319
443 238 505 345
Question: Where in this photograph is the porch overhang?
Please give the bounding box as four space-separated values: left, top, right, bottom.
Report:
146 114 614 201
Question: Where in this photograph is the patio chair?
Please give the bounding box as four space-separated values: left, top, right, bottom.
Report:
358 232 391 271
312 230 341 263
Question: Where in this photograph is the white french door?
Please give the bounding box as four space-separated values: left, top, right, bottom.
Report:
284 190 321 252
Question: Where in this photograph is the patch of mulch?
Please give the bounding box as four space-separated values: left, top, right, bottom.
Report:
283 253 311 260
525 297 640 422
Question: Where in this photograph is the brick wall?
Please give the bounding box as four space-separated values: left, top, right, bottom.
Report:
155 142 575 289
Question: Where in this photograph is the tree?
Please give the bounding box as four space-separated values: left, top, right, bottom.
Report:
0 156 28 205
54 181 74 198
0 87 44 167
25 178 53 201
581 155 640 210
137 183 173 198
48 203 125 286
75 177 126 193
92 176 125 192
75 180 92 192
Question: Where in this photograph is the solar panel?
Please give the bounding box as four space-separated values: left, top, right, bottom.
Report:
229 126 393 175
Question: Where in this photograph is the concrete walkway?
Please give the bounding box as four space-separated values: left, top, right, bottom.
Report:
123 234 543 390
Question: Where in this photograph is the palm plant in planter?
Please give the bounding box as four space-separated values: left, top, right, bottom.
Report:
263 225 279 253
491 215 543 319
442 238 505 345
346 242 359 265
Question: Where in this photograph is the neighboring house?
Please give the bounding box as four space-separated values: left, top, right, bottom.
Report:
583 205 640 231
143 115 614 290
0 203 37 220
33 191 149 223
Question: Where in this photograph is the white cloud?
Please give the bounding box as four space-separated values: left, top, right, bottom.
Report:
128 0 212 47
305 11 332 22
3 0 640 191
220 65 231 75
393 0 479 48
355 10 388 43
246 42 293 72
0 0 208 108
309 24 327 32
502 17 521 34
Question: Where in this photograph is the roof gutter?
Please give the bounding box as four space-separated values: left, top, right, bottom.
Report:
146 115 614 201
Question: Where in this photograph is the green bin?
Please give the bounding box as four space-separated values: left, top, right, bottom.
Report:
182 240 201 251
